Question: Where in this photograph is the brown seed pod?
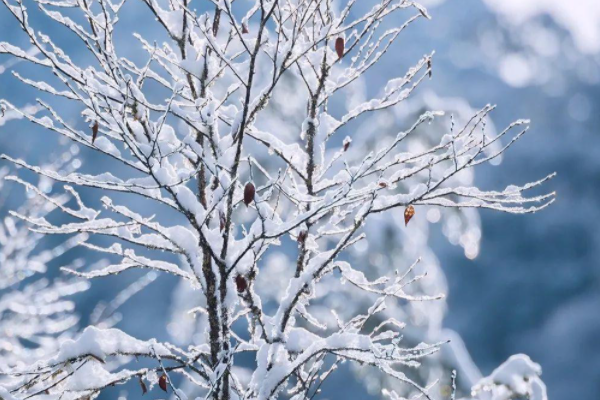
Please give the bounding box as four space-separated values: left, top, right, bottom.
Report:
242 23 249 34
91 121 99 144
404 205 415 226
244 182 255 206
335 37 344 59
158 373 168 392
235 275 248 293
378 182 388 188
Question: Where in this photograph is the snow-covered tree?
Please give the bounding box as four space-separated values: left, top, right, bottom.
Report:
0 0 554 399
0 149 89 373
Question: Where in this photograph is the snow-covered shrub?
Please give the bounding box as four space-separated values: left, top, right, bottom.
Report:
0 0 553 399
469 355 547 400
0 151 89 372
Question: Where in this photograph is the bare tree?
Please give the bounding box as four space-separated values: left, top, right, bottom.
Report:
0 0 553 399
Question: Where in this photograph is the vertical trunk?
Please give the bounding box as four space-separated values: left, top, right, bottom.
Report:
202 249 221 366
296 51 329 277
218 264 231 400
192 18 228 397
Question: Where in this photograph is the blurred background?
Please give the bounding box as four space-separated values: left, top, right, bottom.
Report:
416 1 600 399
1 0 598 399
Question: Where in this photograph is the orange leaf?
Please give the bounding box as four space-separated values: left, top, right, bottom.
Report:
158 373 168 392
404 205 415 226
